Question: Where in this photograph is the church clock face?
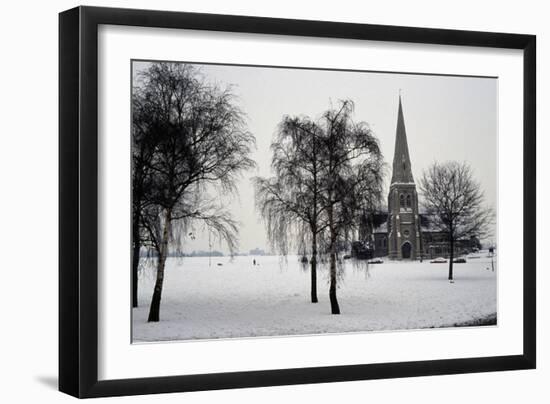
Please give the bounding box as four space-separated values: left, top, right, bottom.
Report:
403 230 410 238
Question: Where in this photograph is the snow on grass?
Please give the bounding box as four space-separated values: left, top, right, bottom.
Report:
132 254 497 342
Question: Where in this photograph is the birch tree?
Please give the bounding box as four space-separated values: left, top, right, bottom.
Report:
255 100 384 313
132 62 255 321
254 117 325 303
317 100 384 314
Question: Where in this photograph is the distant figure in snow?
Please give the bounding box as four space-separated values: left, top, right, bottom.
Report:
253 259 256 266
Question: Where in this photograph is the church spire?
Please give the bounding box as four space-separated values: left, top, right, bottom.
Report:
390 94 414 184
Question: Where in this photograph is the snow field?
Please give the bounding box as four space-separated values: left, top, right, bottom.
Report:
133 254 497 342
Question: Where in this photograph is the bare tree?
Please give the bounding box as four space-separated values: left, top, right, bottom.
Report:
419 161 493 281
254 117 324 303
255 100 384 314
317 100 384 314
132 62 256 322
131 83 163 307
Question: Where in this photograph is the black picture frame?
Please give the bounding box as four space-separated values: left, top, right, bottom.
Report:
59 5 536 398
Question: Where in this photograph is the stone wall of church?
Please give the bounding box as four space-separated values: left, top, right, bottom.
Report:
388 184 422 260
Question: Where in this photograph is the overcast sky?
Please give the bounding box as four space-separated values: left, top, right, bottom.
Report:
133 61 497 254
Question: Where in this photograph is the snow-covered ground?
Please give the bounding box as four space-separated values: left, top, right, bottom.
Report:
133 253 497 342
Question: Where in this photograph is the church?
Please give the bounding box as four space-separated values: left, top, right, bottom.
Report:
356 96 480 260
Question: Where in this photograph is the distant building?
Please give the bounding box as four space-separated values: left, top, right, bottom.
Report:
357 96 481 260
249 247 266 256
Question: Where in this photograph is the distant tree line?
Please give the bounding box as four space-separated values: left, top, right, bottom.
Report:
139 250 226 257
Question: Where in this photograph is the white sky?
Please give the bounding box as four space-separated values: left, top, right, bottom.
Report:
133 61 497 254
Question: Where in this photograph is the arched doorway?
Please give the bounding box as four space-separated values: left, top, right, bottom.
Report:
401 241 412 259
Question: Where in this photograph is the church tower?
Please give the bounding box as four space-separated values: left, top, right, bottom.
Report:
387 95 422 260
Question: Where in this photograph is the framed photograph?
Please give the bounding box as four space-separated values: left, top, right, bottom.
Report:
59 6 536 398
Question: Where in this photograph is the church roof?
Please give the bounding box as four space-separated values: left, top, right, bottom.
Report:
390 95 415 185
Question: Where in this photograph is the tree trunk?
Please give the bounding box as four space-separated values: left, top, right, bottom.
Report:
328 210 340 314
131 235 140 308
148 209 172 322
132 173 144 308
310 234 318 303
448 233 454 281
329 249 340 314
131 206 141 308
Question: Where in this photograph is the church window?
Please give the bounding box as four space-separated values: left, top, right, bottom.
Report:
400 194 405 207
406 194 411 207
